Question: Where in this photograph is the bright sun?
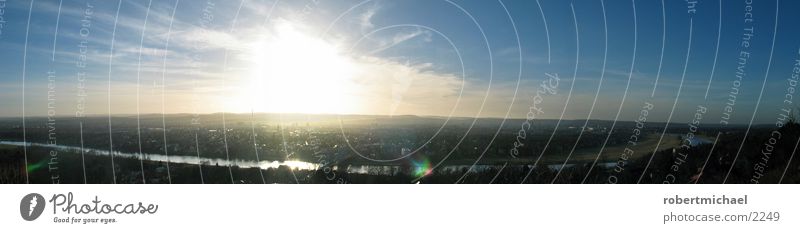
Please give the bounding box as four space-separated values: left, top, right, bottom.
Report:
241 21 360 115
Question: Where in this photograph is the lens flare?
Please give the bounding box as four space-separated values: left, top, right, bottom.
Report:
26 159 48 173
411 158 432 178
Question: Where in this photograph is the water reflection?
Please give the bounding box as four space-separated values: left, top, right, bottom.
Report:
0 141 618 176
0 141 318 171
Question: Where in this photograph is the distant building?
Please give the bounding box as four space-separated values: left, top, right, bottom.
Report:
401 147 411 156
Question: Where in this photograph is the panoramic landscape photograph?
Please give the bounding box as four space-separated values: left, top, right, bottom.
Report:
1 0 799 184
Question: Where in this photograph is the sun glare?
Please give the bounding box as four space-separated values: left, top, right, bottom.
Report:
243 21 359 115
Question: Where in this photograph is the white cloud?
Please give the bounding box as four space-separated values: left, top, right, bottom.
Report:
348 57 463 116
359 7 377 31
221 19 465 116
367 28 431 55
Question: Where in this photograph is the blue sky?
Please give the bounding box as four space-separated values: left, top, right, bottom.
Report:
0 0 798 125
